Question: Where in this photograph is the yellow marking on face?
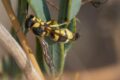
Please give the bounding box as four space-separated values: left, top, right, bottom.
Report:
32 22 40 28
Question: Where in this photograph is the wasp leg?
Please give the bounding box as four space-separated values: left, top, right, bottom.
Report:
38 38 54 72
47 20 57 25
50 21 70 27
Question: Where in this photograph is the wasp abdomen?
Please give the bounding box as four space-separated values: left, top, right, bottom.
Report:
50 29 75 43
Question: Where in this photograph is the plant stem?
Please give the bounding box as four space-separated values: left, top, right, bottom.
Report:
58 43 65 75
2 0 45 80
57 0 70 76
0 24 42 80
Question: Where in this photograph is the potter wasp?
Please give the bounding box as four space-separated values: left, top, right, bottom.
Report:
25 15 79 71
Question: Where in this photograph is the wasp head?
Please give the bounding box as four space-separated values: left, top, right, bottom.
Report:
25 15 35 29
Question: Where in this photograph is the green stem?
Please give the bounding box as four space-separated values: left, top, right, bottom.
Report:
57 0 71 76
67 0 72 20
58 43 65 75
2 0 28 77
17 0 28 25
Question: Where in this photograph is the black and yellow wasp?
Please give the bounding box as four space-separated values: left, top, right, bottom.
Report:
25 15 79 43
25 15 79 71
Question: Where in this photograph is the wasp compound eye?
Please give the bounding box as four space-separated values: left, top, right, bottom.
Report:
25 15 35 29
73 33 80 41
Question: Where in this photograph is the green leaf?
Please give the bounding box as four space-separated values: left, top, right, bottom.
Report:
56 0 81 75
49 43 65 75
3 56 21 77
58 0 81 22
11 0 28 40
36 38 45 72
17 0 28 33
27 0 51 74
27 0 50 21
17 0 28 27
68 0 81 20
64 18 77 54
58 0 81 52
27 0 81 76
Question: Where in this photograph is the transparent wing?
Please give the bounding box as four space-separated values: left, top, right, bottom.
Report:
38 37 54 72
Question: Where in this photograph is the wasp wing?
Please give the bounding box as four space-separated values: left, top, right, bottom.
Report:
38 37 54 72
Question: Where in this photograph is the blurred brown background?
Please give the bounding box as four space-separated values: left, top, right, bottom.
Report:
46 0 120 71
1 0 120 80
